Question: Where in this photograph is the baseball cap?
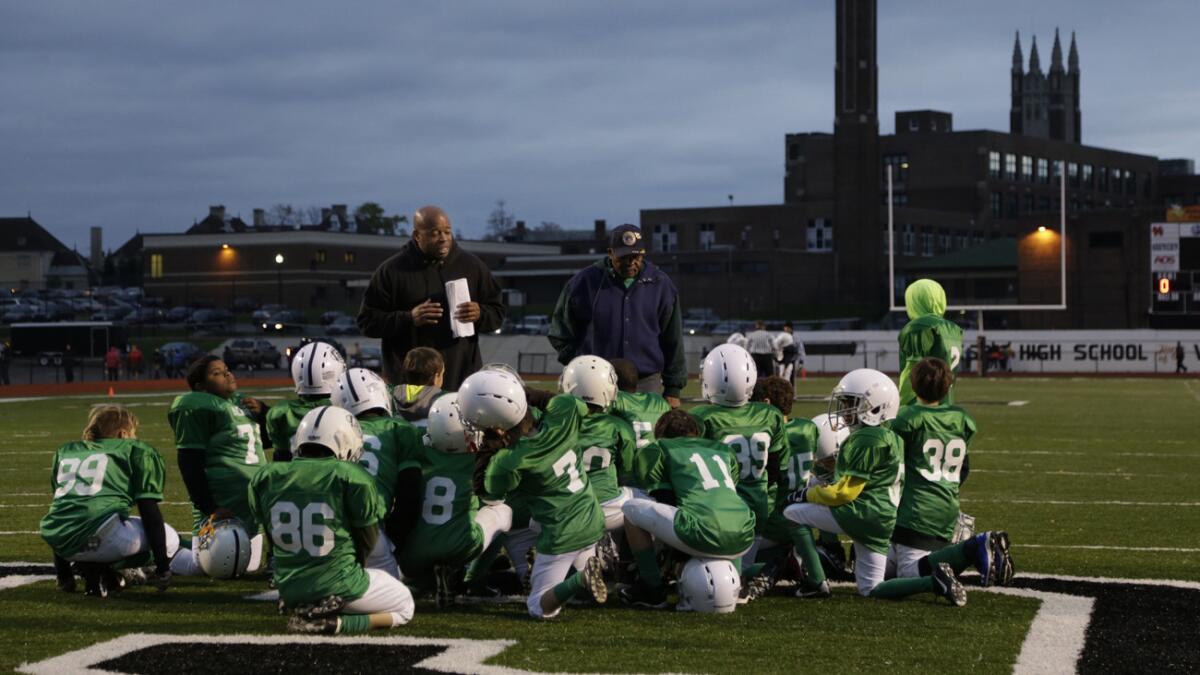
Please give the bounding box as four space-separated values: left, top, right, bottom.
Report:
609 224 647 257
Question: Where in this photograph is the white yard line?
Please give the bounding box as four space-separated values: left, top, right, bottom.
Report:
1015 544 1200 553
969 469 1178 478
979 586 1092 675
1007 400 1029 406
962 498 1200 507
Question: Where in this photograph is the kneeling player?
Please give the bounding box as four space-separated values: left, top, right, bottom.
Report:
250 406 414 634
889 357 1012 586
41 405 178 596
267 340 346 461
783 369 967 605
619 410 755 609
462 370 607 620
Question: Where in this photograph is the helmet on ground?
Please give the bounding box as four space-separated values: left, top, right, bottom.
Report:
559 355 618 410
295 405 364 462
425 393 469 453
701 343 757 407
677 558 741 614
458 370 528 433
811 413 850 483
196 518 251 580
828 368 899 430
291 341 347 396
332 367 392 417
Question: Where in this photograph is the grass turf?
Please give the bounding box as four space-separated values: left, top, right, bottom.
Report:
0 376 1197 673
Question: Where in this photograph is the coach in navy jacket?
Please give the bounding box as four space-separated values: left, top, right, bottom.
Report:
548 224 685 407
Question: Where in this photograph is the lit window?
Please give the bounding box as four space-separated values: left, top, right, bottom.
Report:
1021 155 1033 181
344 251 356 264
150 254 164 279
902 224 915 256
1005 153 1017 179
315 250 327 263
699 224 716 251
988 151 1001 178
1037 158 1049 184
807 218 833 253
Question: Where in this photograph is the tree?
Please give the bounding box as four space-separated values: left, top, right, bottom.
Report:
301 205 324 226
353 202 407 236
267 204 301 227
536 221 562 233
484 200 515 241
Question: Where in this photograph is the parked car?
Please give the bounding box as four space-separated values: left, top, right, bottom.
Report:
326 316 359 335
251 304 287 323
222 338 282 369
126 307 166 325
157 341 205 370
261 309 306 333
285 337 347 364
164 306 193 322
514 314 551 335
320 311 351 326
356 345 382 371
187 308 233 332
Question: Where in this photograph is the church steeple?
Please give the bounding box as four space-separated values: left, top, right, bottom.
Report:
1028 34 1041 73
1012 31 1023 72
1050 27 1064 72
1068 31 1079 73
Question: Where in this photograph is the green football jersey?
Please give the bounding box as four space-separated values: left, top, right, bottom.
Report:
576 411 637 502
898 315 964 406
830 426 906 555
690 402 786 533
610 390 672 448
636 437 755 557
266 397 328 454
357 416 423 512
396 442 484 575
40 439 166 558
891 403 977 541
483 395 604 555
763 418 819 544
248 456 383 607
168 391 267 533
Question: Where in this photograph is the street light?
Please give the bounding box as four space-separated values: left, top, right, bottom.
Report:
274 253 284 304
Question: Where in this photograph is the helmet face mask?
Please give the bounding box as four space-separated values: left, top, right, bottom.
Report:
811 413 849 483
828 369 900 430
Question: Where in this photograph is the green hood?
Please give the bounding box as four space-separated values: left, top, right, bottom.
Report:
905 279 947 320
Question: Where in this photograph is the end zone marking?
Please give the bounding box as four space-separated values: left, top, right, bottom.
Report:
979 586 1092 675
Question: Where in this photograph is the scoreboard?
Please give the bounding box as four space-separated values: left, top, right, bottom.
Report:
1150 221 1200 314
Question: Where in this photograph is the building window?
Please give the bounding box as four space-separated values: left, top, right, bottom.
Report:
988 151 1001 178
883 154 909 182
734 262 770 275
1021 155 1033 181
1051 160 1063 183
1088 231 1123 248
1068 162 1079 187
1004 153 1017 180
807 218 833 252
990 192 1002 217
343 251 356 264
315 250 327 263
150 254 164 279
902 224 915 256
1098 166 1109 191
1082 163 1094 188
17 254 31 269
1143 172 1153 199
699 223 716 250
956 231 968 250
972 230 985 246
1038 196 1051 211
1024 193 1036 213
1125 170 1137 196
654 223 678 252
1037 157 1049 184
1006 193 1019 219
921 228 934 257
937 228 950 253
884 192 909 206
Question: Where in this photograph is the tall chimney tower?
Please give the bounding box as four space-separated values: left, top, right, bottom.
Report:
89 227 103 270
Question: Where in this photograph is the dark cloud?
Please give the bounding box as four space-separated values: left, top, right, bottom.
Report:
1 1 1195 250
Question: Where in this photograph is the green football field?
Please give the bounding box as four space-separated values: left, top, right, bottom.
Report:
1 377 1197 674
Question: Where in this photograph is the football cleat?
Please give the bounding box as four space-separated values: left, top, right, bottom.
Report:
581 555 608 604
287 615 340 635
743 560 783 602
932 562 967 607
991 531 1014 586
794 579 832 599
596 534 620 575
79 564 108 598
971 531 995 587
292 594 346 620
435 566 456 610
119 567 148 587
618 582 670 609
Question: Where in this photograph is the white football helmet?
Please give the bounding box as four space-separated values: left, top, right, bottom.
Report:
332 367 392 417
425 393 469 453
701 343 757 407
481 362 524 386
458 369 528 432
559 355 618 410
677 558 741 614
828 368 900 430
294 405 364 462
811 413 850 483
291 341 347 396
726 332 748 349
196 518 252 580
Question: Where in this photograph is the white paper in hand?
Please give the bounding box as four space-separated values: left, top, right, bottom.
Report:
445 278 475 338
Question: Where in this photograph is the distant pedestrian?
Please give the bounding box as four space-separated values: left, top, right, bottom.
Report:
128 345 144 380
62 344 77 383
152 349 164 379
104 346 121 381
774 322 802 384
0 340 11 386
1177 341 1188 374
744 320 775 379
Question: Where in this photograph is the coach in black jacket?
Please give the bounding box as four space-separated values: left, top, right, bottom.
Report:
356 206 505 388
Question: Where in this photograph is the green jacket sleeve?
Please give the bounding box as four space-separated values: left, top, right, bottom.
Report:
659 293 686 398
547 282 579 366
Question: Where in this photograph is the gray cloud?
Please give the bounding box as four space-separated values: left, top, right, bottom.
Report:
1 0 1196 250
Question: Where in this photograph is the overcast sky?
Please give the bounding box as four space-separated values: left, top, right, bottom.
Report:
3 1 1198 250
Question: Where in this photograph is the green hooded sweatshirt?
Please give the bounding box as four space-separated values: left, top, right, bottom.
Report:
898 279 963 406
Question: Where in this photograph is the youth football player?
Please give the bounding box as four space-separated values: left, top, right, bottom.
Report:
898 278 964 406
330 367 424 580
608 357 672 449
619 410 755 609
267 341 346 461
461 369 607 620
783 369 967 605
393 347 444 426
41 405 178 596
889 357 1012 585
167 355 269 576
690 343 785 575
250 405 414 634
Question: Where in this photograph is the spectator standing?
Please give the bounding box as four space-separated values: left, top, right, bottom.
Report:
774 322 803 384
0 340 11 385
1176 341 1187 374
62 344 78 383
104 346 121 382
357 206 505 389
128 345 144 380
898 279 963 406
744 320 775 379
548 224 685 407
